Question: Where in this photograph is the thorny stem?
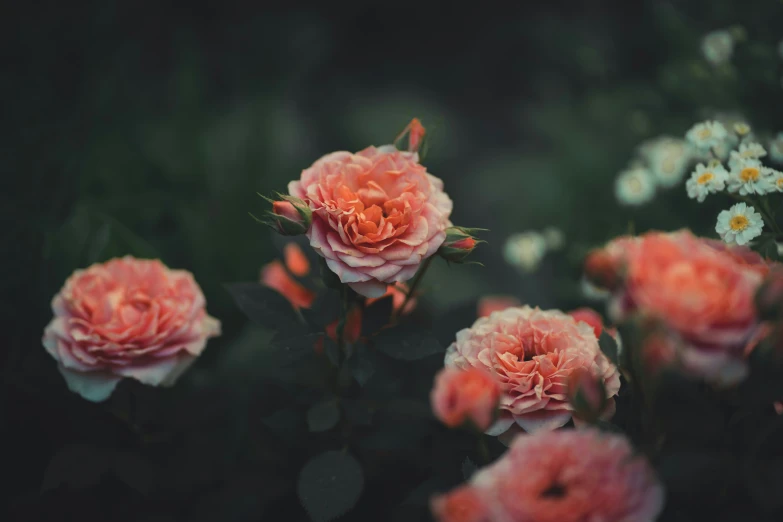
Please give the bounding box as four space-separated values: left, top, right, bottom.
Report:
394 256 434 322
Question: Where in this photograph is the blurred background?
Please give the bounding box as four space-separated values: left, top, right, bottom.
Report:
4 0 783 520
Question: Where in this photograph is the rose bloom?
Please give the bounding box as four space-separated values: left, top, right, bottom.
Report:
288 145 453 298
444 306 620 436
42 257 221 402
430 367 502 431
432 429 664 522
430 485 491 522
595 230 764 384
477 295 522 318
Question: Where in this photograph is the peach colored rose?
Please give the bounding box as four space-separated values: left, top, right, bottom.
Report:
433 429 664 522
259 258 315 310
430 367 502 431
444 306 620 436
596 230 763 384
288 145 453 297
430 485 491 522
477 296 522 318
42 257 220 402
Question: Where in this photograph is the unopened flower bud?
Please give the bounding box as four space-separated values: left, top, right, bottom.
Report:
256 194 312 236
567 368 607 423
584 249 620 291
439 226 484 263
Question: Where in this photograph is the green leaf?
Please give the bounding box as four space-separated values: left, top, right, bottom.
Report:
111 451 157 495
301 290 341 330
341 399 374 426
598 330 619 366
361 295 394 336
373 325 444 361
297 451 364 522
343 345 376 386
224 283 300 329
756 235 781 262
267 331 322 367
306 399 340 432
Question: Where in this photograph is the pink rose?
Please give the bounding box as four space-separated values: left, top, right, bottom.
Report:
432 429 664 522
288 145 453 297
595 230 764 384
444 306 620 436
477 295 522 318
42 257 221 402
430 367 502 431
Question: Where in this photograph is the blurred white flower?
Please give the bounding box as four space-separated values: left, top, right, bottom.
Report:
542 227 565 251
686 162 728 202
716 203 763 245
639 136 693 187
615 167 655 205
701 30 734 66
766 168 783 193
686 120 728 150
504 232 547 272
727 158 771 195
733 122 751 136
728 142 767 170
769 132 783 163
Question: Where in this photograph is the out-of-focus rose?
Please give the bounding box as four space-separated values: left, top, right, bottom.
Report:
430 367 502 431
444 306 620 436
641 330 679 375
430 485 491 522
259 249 316 310
432 429 664 522
701 238 774 277
595 230 764 385
477 296 522 318
288 145 453 298
42 257 221 402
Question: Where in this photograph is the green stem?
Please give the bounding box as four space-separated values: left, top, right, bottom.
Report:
760 197 782 235
394 256 434 322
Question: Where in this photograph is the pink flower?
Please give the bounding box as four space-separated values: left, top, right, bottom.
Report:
568 307 608 339
288 145 453 297
432 429 664 522
477 296 522 318
42 257 221 402
595 230 764 384
444 306 620 436
430 367 502 431
430 485 491 522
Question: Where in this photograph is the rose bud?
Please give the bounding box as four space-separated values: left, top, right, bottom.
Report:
430 367 501 432
438 226 485 264
255 194 312 236
567 368 607 424
394 117 427 153
583 249 621 291
755 268 783 320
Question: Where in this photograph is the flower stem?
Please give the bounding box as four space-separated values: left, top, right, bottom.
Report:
477 434 491 465
394 256 434 322
336 285 348 364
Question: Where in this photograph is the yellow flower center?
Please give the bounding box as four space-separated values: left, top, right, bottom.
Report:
730 215 749 231
697 172 714 184
740 167 760 182
777 178 783 188
697 128 712 139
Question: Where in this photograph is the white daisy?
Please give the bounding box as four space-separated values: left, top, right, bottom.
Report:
766 167 783 193
614 167 655 205
686 120 729 150
701 30 734 66
727 158 772 195
503 232 547 273
686 162 729 202
716 203 763 245
639 136 693 188
728 142 767 170
769 132 783 163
